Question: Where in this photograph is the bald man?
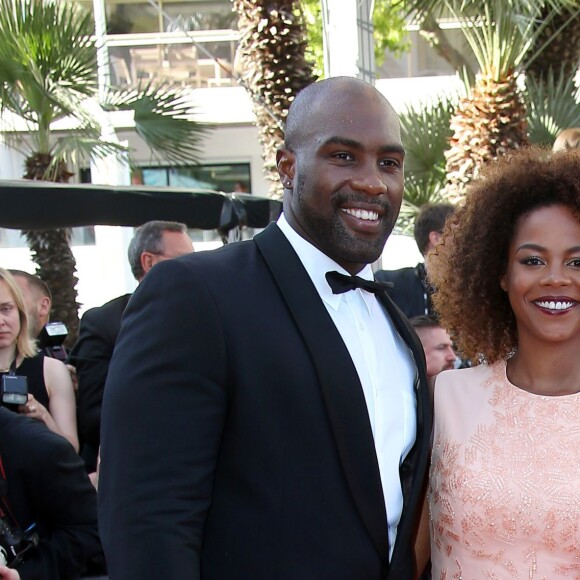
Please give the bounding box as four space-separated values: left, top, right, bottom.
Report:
99 77 432 580
9 270 51 339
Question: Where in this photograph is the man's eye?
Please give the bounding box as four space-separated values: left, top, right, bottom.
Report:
567 258 580 268
379 159 401 168
333 152 353 161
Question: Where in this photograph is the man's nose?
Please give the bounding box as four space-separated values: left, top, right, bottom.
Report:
350 164 388 196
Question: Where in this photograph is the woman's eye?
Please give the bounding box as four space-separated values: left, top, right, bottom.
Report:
521 256 543 266
567 258 580 268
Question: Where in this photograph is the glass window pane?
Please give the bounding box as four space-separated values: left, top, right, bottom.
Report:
105 1 160 34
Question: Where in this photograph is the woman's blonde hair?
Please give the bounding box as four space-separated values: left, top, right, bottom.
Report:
553 127 580 152
0 268 37 358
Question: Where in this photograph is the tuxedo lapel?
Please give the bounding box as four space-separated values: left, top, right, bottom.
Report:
254 224 390 562
376 293 432 572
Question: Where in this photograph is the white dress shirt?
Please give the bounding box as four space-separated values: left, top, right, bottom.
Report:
277 215 417 558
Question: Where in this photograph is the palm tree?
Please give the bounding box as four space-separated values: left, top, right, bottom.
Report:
406 0 578 201
526 5 580 85
232 0 317 198
397 94 457 232
0 0 208 344
525 69 580 147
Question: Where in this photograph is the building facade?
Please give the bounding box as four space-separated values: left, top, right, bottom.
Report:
1 0 457 310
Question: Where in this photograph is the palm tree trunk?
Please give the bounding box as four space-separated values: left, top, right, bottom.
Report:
22 228 80 347
232 0 317 198
23 153 80 347
445 72 529 201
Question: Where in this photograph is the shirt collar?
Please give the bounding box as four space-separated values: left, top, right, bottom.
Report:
277 213 377 312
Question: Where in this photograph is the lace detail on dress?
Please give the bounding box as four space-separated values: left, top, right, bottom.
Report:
430 362 580 579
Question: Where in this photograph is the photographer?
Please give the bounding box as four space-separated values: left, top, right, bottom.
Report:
0 407 100 579
0 270 78 451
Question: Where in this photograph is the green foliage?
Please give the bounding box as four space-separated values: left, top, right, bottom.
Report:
301 0 409 78
404 0 579 82
396 94 457 232
525 68 580 147
0 0 98 154
0 0 209 173
104 82 210 166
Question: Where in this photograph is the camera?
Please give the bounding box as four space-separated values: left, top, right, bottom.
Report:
0 375 28 408
38 322 68 362
0 517 38 567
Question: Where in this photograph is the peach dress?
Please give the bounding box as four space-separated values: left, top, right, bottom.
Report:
429 361 580 579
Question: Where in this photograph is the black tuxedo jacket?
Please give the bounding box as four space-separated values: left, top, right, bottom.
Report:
375 266 428 319
0 408 101 579
99 224 432 580
69 293 132 452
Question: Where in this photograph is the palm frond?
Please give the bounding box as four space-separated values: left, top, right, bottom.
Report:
400 95 456 175
402 0 579 80
104 81 210 166
396 95 456 232
525 68 580 146
50 133 129 168
0 0 98 152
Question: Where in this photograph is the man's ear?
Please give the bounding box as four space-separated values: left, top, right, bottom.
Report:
276 148 295 187
38 296 51 318
428 231 442 252
141 252 154 275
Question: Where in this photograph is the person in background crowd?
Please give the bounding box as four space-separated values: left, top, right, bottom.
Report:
376 203 455 318
426 147 580 577
99 77 432 579
0 407 101 579
68 220 194 471
410 315 456 380
0 269 78 451
552 127 580 152
233 180 249 193
8 271 51 340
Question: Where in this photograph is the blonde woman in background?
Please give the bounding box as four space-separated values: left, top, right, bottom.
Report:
0 268 78 451
553 126 580 151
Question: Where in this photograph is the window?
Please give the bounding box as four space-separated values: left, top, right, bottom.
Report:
139 163 250 193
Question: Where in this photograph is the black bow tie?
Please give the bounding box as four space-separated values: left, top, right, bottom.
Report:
325 271 393 295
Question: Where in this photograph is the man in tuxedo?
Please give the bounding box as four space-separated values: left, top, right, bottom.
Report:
99 77 432 579
69 220 193 470
376 203 454 318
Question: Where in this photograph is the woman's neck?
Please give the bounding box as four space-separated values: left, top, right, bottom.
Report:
506 340 580 396
0 345 18 372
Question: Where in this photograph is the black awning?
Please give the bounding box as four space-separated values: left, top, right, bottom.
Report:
0 180 282 231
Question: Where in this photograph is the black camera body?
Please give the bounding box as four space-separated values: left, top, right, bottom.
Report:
0 375 28 408
38 322 68 362
0 516 38 567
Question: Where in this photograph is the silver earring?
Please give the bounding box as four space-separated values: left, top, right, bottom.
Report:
286 180 292 187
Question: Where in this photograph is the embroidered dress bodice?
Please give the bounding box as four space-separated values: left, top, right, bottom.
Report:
429 361 580 579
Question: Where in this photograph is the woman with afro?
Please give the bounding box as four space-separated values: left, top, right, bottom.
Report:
426 146 580 578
